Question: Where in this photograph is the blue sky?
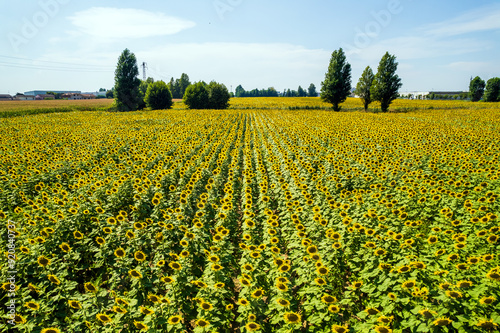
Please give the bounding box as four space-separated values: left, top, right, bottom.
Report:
1 0 500 94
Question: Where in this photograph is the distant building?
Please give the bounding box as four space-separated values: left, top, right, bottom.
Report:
0 94 13 101
83 91 107 97
81 94 96 99
25 90 81 96
14 93 34 101
35 94 55 100
61 93 83 100
399 91 430 99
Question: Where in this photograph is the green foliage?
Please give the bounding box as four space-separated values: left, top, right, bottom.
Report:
114 49 141 111
168 74 191 99
207 81 231 109
320 48 352 111
308 83 317 97
469 76 486 102
183 81 209 109
370 52 403 112
356 66 375 111
145 80 173 110
137 78 154 110
183 81 231 109
484 77 500 102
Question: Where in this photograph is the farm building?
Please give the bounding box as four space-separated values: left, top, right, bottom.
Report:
0 94 13 101
35 94 55 100
14 94 35 100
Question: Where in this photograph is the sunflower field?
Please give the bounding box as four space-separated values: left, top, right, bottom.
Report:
1 98 499 333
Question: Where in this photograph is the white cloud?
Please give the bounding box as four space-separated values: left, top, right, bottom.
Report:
423 4 500 37
68 7 196 39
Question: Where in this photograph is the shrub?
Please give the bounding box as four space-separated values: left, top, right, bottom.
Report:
145 81 173 110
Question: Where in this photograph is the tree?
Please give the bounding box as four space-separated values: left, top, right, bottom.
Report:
235 85 245 97
208 81 231 109
106 88 114 99
179 73 191 98
297 86 306 97
469 76 486 102
320 48 352 111
308 83 317 97
145 80 173 110
114 49 141 111
356 66 375 111
137 78 154 109
183 82 209 109
484 77 500 102
370 52 403 112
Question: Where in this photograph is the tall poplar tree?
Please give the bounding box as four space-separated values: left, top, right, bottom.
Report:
320 48 352 111
114 49 141 111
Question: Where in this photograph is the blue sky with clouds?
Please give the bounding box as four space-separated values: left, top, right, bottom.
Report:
1 0 500 94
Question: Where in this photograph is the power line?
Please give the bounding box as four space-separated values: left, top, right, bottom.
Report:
0 54 113 69
0 61 113 73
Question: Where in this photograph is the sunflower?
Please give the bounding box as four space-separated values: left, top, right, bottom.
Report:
283 312 301 325
161 275 175 284
37 255 51 267
114 248 126 258
166 315 182 325
321 294 337 304
134 321 149 331
12 314 26 324
148 293 161 303
397 265 411 274
169 261 182 270
276 282 289 292
134 251 146 262
487 234 498 244
427 235 438 244
456 280 473 288
96 313 112 323
226 304 234 311
200 302 213 311
195 318 210 328
433 317 452 326
315 277 327 286
129 269 143 279
316 266 329 276
140 306 155 315
238 298 250 306
242 263 254 271
479 296 496 305
68 300 82 309
476 319 498 330
331 324 349 333
82 282 98 293
246 322 261 331
377 316 394 324
486 268 500 281
352 280 363 289
41 328 60 333
110 303 126 313
445 290 462 299
251 288 264 298
402 280 416 289
48 275 61 285
59 242 71 253
24 301 40 310
115 298 129 307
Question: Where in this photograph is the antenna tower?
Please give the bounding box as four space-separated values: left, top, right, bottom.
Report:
142 62 148 81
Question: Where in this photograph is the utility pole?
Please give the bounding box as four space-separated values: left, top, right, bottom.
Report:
142 62 147 81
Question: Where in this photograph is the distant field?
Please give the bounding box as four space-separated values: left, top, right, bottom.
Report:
2 98 499 118
0 99 115 116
